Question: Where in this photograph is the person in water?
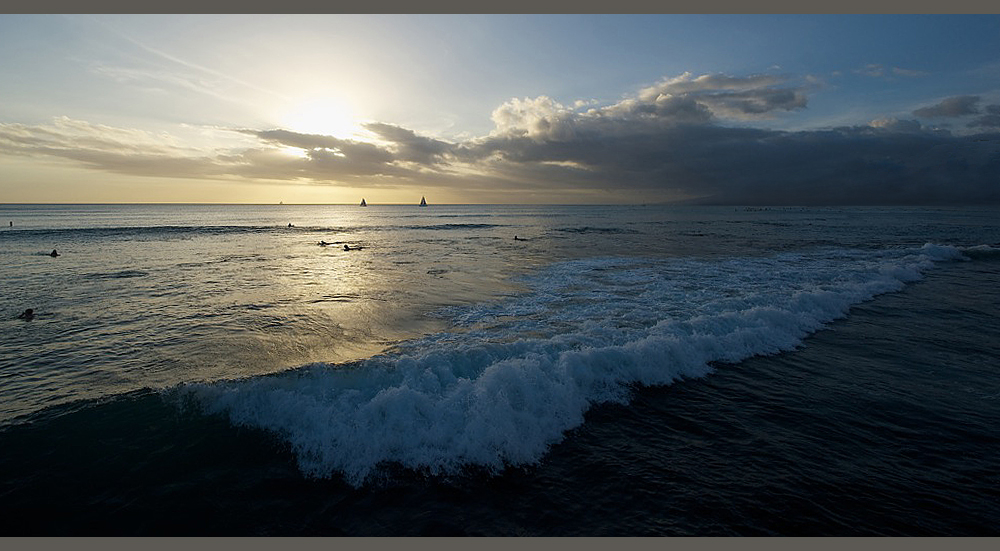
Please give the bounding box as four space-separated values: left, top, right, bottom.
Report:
49 249 59 257
319 241 330 246
18 309 34 320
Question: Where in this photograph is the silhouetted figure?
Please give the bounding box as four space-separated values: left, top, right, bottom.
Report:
319 241 331 246
18 309 33 320
49 250 59 257
287 223 294 228
343 245 364 251
514 235 523 241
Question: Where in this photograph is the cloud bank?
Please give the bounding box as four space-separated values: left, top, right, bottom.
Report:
1 74 998 205
913 95 981 118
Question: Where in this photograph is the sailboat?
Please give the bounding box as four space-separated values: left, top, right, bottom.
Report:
360 198 367 207
419 196 427 207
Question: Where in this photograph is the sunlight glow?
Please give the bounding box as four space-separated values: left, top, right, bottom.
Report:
279 145 309 158
280 97 364 139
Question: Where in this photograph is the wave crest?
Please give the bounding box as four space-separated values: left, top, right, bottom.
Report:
184 244 966 486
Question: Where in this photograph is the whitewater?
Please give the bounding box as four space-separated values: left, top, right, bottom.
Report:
186 243 976 485
2 203 999 535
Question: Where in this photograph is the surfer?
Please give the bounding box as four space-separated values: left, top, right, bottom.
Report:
49 249 59 257
17 308 34 320
319 241 331 246
514 235 523 241
343 245 364 251
287 223 294 228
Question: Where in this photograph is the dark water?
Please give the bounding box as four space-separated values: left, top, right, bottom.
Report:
1 204 998 535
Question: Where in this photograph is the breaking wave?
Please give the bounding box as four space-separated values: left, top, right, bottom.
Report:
183 243 969 486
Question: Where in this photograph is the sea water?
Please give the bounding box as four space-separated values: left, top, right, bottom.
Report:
1 203 998 534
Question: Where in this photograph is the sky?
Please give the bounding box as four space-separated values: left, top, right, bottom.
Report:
1 14 999 205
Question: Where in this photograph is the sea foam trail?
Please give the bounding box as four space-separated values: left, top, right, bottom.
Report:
185 244 969 486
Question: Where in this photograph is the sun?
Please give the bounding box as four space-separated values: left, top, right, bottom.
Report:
280 96 363 139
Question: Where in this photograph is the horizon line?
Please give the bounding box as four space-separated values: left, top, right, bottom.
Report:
1 202 996 208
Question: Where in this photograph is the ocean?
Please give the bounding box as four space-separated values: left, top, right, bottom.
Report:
0 203 998 535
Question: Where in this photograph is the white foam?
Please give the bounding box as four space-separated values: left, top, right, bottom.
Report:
183 243 967 486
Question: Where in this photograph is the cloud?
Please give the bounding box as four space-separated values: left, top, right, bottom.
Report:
639 73 789 96
483 72 808 145
3 73 999 206
968 104 1000 128
0 116 221 178
456 118 999 206
634 72 809 119
244 129 395 166
856 64 885 78
857 64 930 79
450 79 997 204
869 118 923 133
913 96 981 118
490 96 581 139
0 118 420 184
93 64 233 103
363 122 452 164
88 17 286 102
891 67 929 77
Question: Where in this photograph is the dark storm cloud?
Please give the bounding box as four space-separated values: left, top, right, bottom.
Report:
453 118 1000 205
968 105 1000 128
363 122 451 164
3 73 998 205
707 88 808 115
913 96 981 118
656 126 1000 205
436 76 993 205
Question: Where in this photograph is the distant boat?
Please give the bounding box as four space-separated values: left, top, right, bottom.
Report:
360 198 367 207
419 196 427 207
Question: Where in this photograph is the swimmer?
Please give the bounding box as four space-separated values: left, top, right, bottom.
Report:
49 249 60 257
18 308 34 320
319 241 330 246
